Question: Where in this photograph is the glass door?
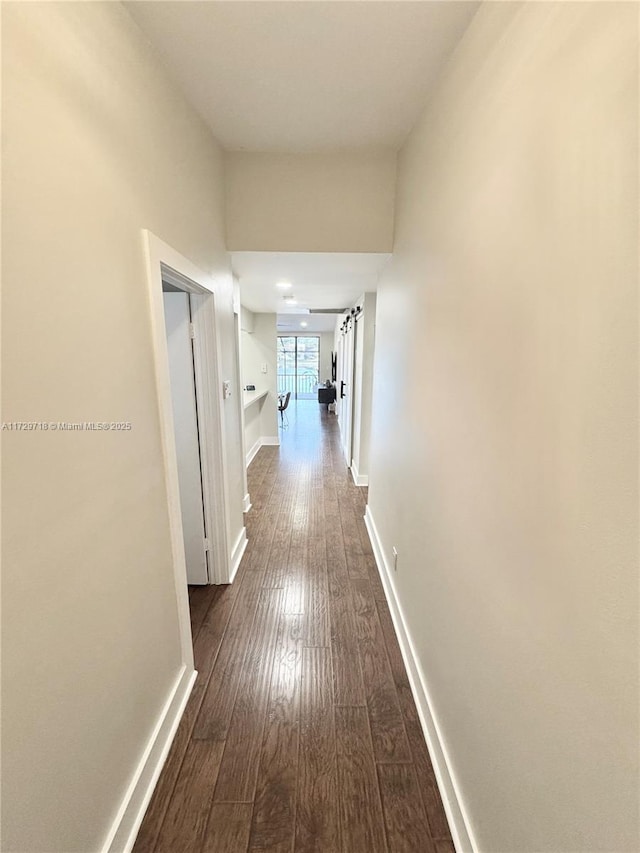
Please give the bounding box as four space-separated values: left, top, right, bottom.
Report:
277 335 320 399
277 336 296 397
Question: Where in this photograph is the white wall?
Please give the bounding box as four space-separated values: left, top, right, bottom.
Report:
2 3 244 851
225 150 396 252
368 4 638 852
319 332 334 385
240 309 278 449
243 402 262 465
240 304 255 334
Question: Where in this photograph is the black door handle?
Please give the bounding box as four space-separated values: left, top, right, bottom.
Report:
340 381 346 398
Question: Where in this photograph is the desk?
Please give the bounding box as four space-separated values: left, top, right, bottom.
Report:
243 389 269 410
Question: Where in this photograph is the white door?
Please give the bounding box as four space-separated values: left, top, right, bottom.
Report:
163 291 209 585
340 321 355 466
351 316 363 470
337 332 346 436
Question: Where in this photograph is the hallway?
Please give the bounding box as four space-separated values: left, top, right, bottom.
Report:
134 401 453 853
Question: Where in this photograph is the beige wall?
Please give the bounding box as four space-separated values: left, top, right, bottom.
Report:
225 150 396 252
1 3 243 851
240 310 278 444
368 4 638 851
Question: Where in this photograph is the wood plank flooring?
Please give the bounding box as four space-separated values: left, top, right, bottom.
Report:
134 400 452 853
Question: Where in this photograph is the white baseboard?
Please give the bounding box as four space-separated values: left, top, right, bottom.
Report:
103 665 197 853
242 493 252 513
246 438 262 467
246 436 280 468
350 459 369 487
260 435 280 446
363 506 478 853
229 526 248 582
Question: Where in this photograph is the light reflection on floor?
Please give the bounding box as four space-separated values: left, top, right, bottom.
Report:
278 398 336 464
274 398 343 616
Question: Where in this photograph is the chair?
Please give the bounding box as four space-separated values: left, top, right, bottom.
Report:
278 391 291 428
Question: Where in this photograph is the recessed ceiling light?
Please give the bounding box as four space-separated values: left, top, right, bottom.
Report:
276 281 292 290
283 294 297 304
300 321 308 328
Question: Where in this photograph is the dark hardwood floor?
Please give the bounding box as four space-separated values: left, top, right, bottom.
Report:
134 401 453 853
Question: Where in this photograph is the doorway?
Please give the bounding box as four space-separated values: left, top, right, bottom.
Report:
144 231 232 674
163 288 209 585
351 313 363 466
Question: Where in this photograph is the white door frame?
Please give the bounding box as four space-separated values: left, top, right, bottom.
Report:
143 231 231 664
233 303 251 513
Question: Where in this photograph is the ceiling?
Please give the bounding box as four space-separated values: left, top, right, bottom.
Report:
233 252 390 328
126 1 480 152
128 2 479 320
276 313 338 334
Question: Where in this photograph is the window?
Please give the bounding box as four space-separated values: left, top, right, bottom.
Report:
277 336 320 399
